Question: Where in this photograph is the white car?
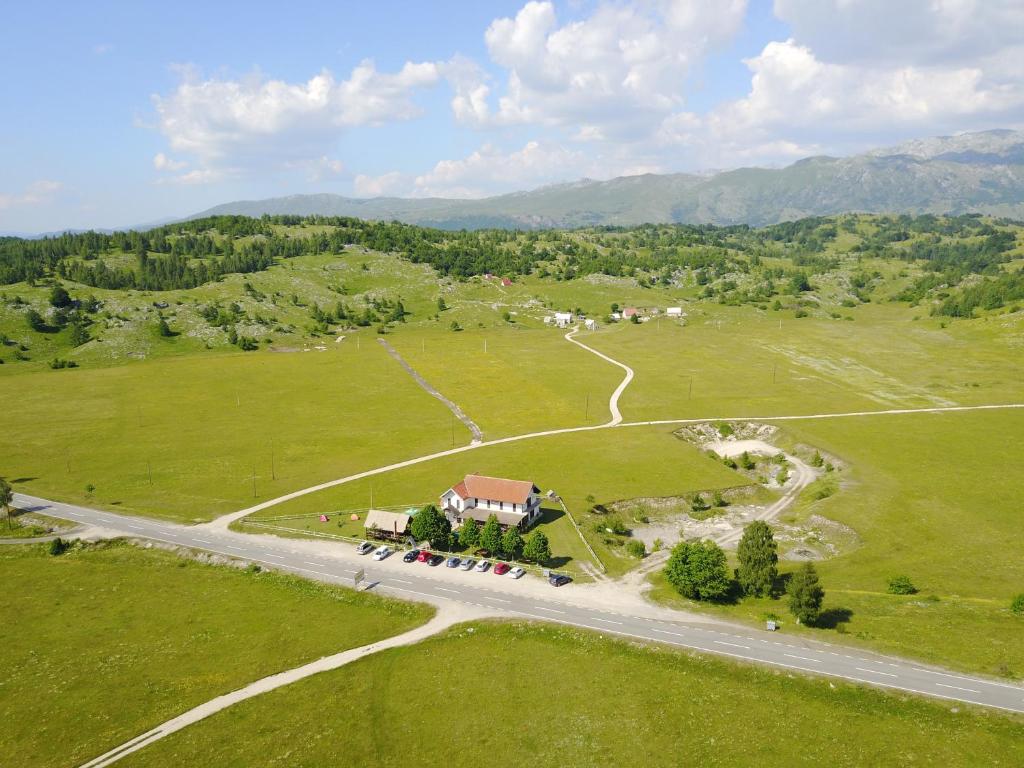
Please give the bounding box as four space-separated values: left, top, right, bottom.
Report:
474 559 490 572
507 566 526 579
460 558 476 571
356 541 374 555
372 545 392 561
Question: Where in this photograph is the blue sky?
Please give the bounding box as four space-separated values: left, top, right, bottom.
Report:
2 0 1022 232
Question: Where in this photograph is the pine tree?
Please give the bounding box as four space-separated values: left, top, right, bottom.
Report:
459 517 480 548
479 514 502 554
737 521 778 597
788 562 825 625
523 530 551 564
501 527 523 559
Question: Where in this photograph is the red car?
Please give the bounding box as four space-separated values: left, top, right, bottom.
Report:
416 550 433 563
493 562 511 575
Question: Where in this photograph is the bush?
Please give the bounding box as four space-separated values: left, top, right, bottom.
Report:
664 539 731 601
1011 594 1024 616
887 575 918 595
48 537 71 556
625 540 646 559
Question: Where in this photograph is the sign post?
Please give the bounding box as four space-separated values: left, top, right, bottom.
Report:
354 568 365 590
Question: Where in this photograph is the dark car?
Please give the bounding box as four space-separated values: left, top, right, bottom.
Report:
403 549 420 563
416 550 432 563
445 556 461 568
548 574 572 587
428 554 445 566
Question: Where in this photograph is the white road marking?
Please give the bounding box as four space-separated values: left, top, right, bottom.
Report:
911 668 1024 691
652 628 684 637
856 667 898 678
194 539 213 544
785 654 822 663
532 606 565 614
304 561 322 567
715 640 751 650
389 579 413 585
936 683 980 693
435 588 460 594
590 617 623 625
483 596 511 603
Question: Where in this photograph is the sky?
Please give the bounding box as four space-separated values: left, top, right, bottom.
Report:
2 0 1023 232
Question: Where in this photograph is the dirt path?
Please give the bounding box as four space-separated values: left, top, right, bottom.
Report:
378 337 484 444
704 440 818 549
564 326 633 426
78 605 494 768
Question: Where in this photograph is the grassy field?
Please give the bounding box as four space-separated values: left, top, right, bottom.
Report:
0 342 468 521
650 408 1024 678
250 425 747 576
0 540 432 768
123 621 1024 767
580 302 1024 423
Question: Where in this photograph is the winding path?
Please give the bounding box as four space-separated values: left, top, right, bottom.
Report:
564 326 633 426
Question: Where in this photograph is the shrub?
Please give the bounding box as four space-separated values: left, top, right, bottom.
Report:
1011 594 1024 616
887 575 918 595
48 537 70 556
625 540 646 559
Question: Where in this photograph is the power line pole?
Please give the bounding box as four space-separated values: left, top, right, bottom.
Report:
688 376 693 400
147 461 153 485
251 466 257 498
585 392 589 421
772 363 777 385
270 439 276 480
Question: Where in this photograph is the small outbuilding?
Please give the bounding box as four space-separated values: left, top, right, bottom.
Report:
364 509 411 542
666 306 684 317
554 311 573 328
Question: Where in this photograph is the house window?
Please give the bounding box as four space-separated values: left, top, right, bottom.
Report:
499 501 503 510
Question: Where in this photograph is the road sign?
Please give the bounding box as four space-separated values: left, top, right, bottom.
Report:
354 568 365 588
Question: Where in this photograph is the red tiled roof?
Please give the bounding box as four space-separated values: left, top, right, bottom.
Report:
450 474 537 504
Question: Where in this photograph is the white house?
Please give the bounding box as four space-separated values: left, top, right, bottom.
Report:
554 311 573 328
440 474 542 531
666 306 684 317
584 318 598 330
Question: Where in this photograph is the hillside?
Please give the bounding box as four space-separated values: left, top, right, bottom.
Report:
190 130 1024 229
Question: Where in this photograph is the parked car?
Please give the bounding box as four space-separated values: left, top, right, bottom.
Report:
445 556 461 568
507 566 526 579
492 562 511 576
460 558 476 571
372 545 392 561
416 550 433 563
356 541 374 555
428 554 445 566
548 574 572 587
474 559 490 572
403 549 420 563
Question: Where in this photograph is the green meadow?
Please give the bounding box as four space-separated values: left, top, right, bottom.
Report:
650 408 1024 678
0 343 467 521
123 621 1024 767
0 541 431 768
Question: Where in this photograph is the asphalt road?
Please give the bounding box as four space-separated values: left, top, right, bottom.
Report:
16 492 1024 715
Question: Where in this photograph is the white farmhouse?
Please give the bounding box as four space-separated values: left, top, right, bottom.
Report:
584 318 598 330
440 474 542 531
666 306 685 317
554 311 573 328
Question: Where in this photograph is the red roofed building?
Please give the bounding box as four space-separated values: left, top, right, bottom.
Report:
440 473 542 531
622 307 638 318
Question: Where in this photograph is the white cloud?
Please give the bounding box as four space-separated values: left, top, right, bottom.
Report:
153 152 186 171
0 180 63 209
152 60 442 173
456 0 747 138
774 0 1024 66
353 171 406 197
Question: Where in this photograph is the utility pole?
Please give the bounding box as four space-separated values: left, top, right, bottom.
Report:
251 466 257 498
137 405 143 428
65 450 71 474
772 363 777 385
147 461 153 485
451 413 455 447
585 392 589 421
484 338 488 354
270 438 276 480
236 390 240 407
688 376 693 399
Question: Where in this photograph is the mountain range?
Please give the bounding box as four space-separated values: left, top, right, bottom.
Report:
186 129 1024 230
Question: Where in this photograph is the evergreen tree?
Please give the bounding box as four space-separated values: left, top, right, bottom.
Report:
523 530 551 564
737 521 778 597
459 517 480 548
501 527 524 559
49 285 72 307
479 514 502 553
156 317 174 337
788 562 825 625
664 540 731 601
68 322 90 347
